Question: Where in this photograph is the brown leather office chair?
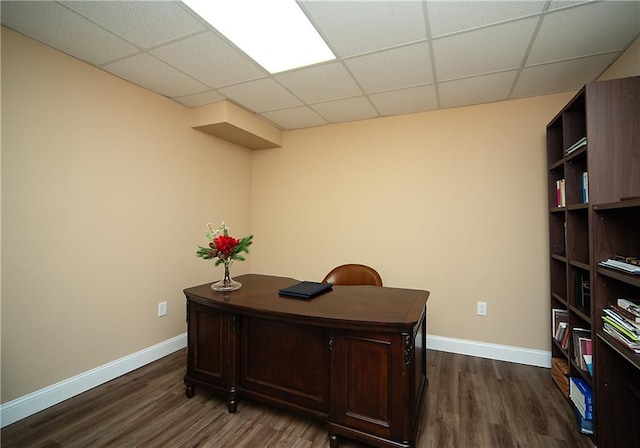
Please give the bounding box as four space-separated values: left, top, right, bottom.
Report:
322 263 383 286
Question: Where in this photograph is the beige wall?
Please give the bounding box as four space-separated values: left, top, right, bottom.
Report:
1 27 638 406
250 35 639 353
251 93 572 351
1 27 253 402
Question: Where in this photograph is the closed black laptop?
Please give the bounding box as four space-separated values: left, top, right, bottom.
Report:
279 281 333 299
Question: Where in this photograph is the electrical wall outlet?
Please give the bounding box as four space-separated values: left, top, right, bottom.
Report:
477 301 487 316
158 301 167 317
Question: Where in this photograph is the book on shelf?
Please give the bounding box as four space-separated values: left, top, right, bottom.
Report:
572 328 591 372
556 179 566 207
570 377 593 407
615 255 640 266
555 321 568 344
602 322 640 353
552 308 568 338
581 171 588 203
611 303 640 323
569 377 593 421
574 271 590 308
565 137 587 156
573 400 593 421
579 337 592 375
599 258 640 274
554 317 570 350
582 354 593 376
617 298 640 317
603 308 640 334
573 405 594 435
602 315 640 341
561 325 570 350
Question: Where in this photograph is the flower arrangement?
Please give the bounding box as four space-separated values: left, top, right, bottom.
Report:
196 221 253 267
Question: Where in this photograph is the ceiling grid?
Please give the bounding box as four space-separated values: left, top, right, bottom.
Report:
1 0 638 130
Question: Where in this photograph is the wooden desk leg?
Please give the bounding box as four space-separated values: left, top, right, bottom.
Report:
185 385 195 398
227 389 238 413
329 433 339 448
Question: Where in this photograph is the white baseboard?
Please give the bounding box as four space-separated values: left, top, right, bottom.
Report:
427 334 551 368
0 333 187 428
1 333 549 428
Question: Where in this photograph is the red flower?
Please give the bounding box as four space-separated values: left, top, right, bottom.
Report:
196 221 253 265
214 235 239 257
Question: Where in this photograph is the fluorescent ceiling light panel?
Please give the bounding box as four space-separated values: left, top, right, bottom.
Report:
183 0 335 73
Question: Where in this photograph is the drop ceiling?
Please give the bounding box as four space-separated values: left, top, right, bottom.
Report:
2 1 639 130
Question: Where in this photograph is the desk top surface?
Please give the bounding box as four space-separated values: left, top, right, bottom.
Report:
184 274 429 329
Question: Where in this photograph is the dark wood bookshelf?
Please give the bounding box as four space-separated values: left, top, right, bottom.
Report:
547 76 640 447
596 266 640 289
552 292 568 307
569 260 590 271
597 331 640 370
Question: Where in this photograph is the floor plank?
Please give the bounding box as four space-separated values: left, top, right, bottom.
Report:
1 349 594 447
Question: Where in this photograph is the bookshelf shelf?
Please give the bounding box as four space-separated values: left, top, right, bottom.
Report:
596 266 640 288
571 307 591 325
551 292 567 307
552 338 568 354
569 260 590 271
593 197 640 211
569 358 592 384
596 331 640 371
565 145 587 162
549 159 564 171
547 76 640 446
551 254 567 263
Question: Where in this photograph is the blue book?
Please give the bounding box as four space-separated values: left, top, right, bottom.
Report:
573 405 594 435
570 377 593 405
581 171 588 203
570 377 594 420
574 400 594 419
278 281 333 299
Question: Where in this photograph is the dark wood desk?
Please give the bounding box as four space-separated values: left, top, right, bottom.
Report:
183 274 429 448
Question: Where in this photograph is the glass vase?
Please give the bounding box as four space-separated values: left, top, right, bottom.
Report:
211 261 242 292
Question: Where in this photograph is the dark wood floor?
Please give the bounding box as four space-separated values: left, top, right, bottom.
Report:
1 349 594 448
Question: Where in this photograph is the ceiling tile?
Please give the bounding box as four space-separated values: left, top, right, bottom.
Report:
300 0 428 57
369 85 438 116
426 0 546 37
1 0 637 132
439 71 518 108
173 90 227 108
433 17 539 81
527 1 640 65
513 53 619 98
345 42 433 94
61 1 205 49
548 1 592 11
150 31 267 88
275 62 362 104
1 1 138 65
218 78 303 113
312 97 378 124
102 53 208 98
261 106 329 130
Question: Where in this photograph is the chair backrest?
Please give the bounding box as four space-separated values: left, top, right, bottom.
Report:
322 263 383 286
